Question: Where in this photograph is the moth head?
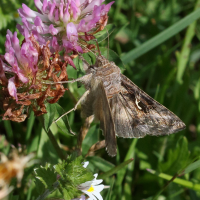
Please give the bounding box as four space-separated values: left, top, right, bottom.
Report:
96 56 110 68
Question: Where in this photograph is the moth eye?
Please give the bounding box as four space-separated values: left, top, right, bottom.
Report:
110 61 115 65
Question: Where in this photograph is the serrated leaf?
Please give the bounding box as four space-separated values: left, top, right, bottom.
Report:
99 47 125 70
34 164 59 200
54 156 94 200
35 164 57 190
54 103 74 136
65 156 94 185
35 178 46 195
35 181 60 200
43 103 56 132
54 160 67 179
159 136 191 175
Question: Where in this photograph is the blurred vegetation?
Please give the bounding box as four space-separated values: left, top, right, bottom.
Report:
1 0 200 200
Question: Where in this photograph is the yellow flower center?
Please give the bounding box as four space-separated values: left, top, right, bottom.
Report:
87 186 94 192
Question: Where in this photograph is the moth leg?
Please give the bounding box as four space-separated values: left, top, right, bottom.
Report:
55 90 90 122
44 73 92 85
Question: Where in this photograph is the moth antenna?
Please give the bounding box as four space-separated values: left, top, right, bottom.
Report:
76 41 98 58
94 38 101 56
105 26 109 60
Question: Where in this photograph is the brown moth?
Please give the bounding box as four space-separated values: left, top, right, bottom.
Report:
55 55 186 156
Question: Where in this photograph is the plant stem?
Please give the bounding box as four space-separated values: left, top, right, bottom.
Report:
46 129 66 160
39 117 66 160
152 173 179 200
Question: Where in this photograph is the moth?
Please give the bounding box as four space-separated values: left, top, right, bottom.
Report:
55 55 186 156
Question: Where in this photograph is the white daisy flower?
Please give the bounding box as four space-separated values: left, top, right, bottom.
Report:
78 173 104 200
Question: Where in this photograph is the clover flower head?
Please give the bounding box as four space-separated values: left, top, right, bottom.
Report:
0 30 70 122
1 29 38 101
17 0 114 55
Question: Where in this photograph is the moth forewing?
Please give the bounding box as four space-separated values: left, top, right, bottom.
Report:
81 78 117 156
112 74 186 138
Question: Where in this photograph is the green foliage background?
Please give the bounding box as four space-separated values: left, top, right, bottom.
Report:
1 0 200 200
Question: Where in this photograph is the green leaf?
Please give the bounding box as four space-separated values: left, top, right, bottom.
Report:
98 158 134 179
87 156 115 172
83 53 93 65
94 24 116 43
54 103 74 136
184 160 200 175
43 103 56 132
121 7 200 63
99 47 125 70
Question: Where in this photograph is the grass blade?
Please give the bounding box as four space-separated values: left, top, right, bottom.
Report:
98 158 134 179
116 139 137 193
176 0 200 84
121 7 200 63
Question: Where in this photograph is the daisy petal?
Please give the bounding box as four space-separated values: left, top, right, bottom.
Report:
93 190 103 200
84 191 97 200
83 161 89 168
93 179 103 186
93 184 104 193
